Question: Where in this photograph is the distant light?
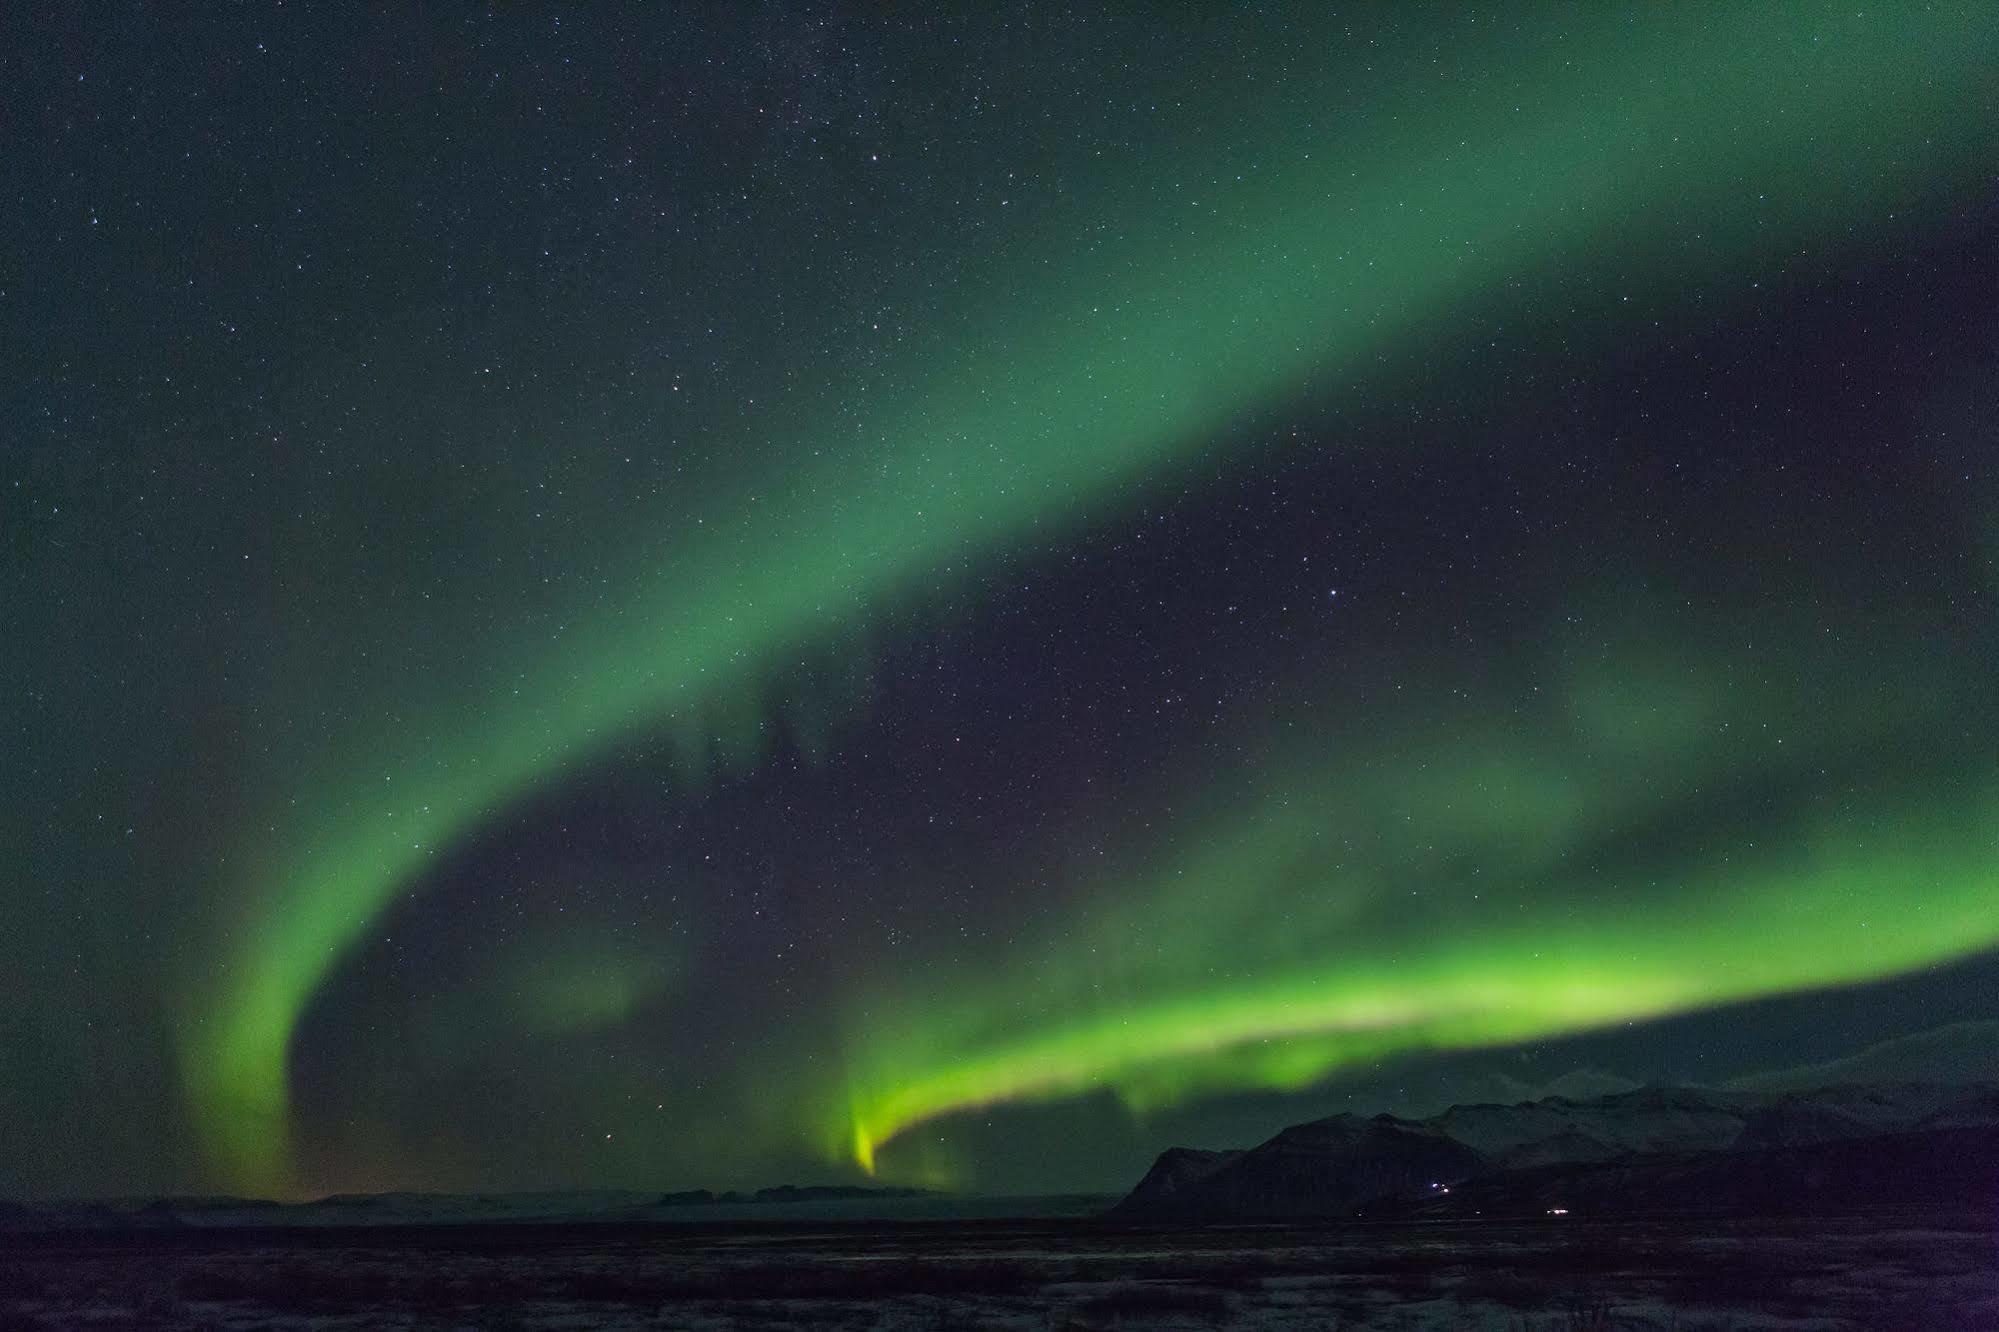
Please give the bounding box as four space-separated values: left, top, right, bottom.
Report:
1547 1206 1569 1216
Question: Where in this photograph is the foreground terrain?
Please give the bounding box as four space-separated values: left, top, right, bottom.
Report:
3 1211 1994 1330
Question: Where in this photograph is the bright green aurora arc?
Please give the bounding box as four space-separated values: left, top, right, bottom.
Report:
12 5 1998 1200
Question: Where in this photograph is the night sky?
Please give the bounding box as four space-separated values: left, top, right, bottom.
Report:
6 5 1999 1201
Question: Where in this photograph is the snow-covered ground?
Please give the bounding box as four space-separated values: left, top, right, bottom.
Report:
3 1212 1994 1329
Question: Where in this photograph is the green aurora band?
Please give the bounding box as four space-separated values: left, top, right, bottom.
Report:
836 615 1999 1172
178 6 1999 1190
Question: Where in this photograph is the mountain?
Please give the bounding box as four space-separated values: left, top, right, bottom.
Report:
1110 1114 1484 1220
1433 1085 1757 1166
0 1184 998 1232
1530 1068 1643 1102
1112 1080 1999 1221
1115 1147 1242 1214
1914 1083 1999 1130
1729 1095 1876 1151
1728 1020 1999 1092
1376 1124 1999 1219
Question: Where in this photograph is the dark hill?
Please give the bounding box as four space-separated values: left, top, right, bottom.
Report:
1372 1124 1999 1219
1112 1081 1999 1222
1110 1114 1484 1220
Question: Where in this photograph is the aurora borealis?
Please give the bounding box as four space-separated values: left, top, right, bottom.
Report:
6 5 1999 1200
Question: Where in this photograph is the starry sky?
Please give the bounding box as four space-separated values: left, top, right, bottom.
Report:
5 4 1999 1201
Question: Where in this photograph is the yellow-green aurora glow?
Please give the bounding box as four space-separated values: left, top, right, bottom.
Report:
162 6 1999 1191
838 673 1999 1171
